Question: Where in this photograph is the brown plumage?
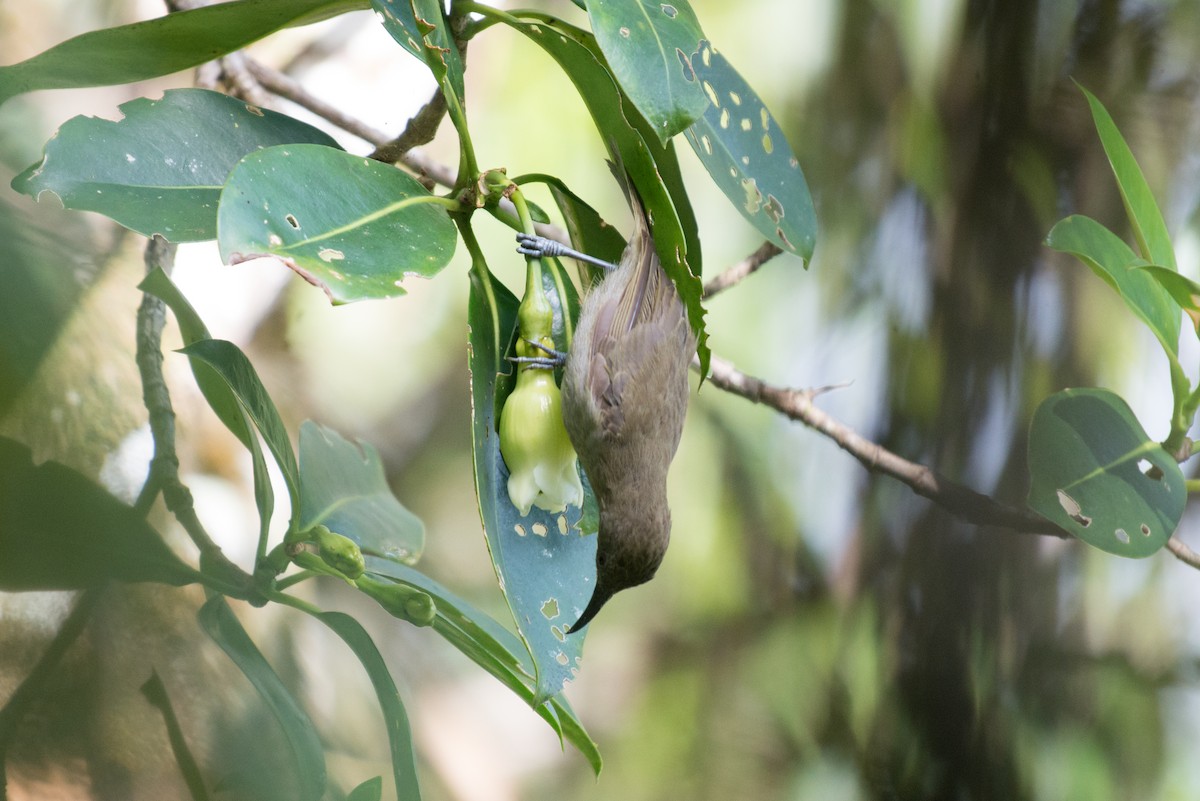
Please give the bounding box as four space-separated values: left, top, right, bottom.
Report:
561 190 696 632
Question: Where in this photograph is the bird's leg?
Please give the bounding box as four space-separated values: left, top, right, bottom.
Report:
507 338 567 369
516 233 618 272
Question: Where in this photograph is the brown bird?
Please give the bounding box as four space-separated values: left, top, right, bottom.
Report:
516 186 696 632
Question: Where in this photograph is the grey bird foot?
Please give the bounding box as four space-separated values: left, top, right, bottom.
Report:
507 339 567 370
515 233 618 271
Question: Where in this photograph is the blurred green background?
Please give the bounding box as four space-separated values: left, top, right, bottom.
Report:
4 1 1200 799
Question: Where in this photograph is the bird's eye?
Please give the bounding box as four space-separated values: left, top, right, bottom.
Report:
596 552 609 568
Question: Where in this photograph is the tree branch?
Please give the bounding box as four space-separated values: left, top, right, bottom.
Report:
703 241 783 299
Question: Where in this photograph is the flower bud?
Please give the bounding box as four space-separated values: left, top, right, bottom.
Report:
499 363 584 516
356 575 437 627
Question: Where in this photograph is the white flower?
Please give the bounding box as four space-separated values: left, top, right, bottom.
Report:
499 368 583 515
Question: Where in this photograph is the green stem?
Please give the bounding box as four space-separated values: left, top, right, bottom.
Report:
1187 479 1200 494
262 589 324 617
457 1 520 26
275 570 318 592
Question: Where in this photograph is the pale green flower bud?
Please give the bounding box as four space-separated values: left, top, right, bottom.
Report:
499 363 583 516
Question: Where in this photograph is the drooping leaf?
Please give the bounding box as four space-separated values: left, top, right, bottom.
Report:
178 339 299 516
509 14 710 375
142 270 277 559
364 558 602 775
1027 388 1182 557
297 421 424 564
1046 215 1180 357
12 89 339 242
466 263 594 704
141 671 210 801
0 0 369 108
309 611 421 801
586 0 709 143
1140 265 1200 335
0 436 201 590
371 0 465 104
684 41 816 261
198 595 326 801
217 144 456 303
1078 84 1177 272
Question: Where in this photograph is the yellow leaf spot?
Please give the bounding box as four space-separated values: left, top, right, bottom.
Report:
245 104 264 117
720 108 730 129
532 522 548 537
741 178 763 214
700 134 713 155
761 108 770 129
740 118 752 131
318 248 345 262
514 523 527 536
762 133 774 154
555 651 570 666
557 515 569 535
703 80 719 107
619 26 630 37
729 91 741 106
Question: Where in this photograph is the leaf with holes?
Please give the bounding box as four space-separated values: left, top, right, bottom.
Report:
467 262 594 704
217 144 456 303
297 420 424 565
684 41 816 261
1027 388 1182 557
508 14 710 376
372 0 465 103
1046 215 1179 358
12 89 339 242
0 0 368 108
586 0 709 143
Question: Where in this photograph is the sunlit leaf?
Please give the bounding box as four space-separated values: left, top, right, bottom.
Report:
198 595 326 801
1078 84 1177 272
684 41 816 260
1140 265 1200 336
0 436 201 590
371 0 465 103
364 558 602 775
217 144 456 303
297 421 424 565
586 0 709 143
0 0 369 107
467 264 593 704
1046 215 1179 357
309 611 420 801
1028 388 1182 557
12 89 339 242
179 339 299 515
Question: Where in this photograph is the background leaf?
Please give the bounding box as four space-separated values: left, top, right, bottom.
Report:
198 595 326 801
1046 215 1180 357
1027 388 1183 557
0 436 201 590
0 0 368 107
297 420 424 564
12 89 340 242
586 0 709 143
217 144 456 303
372 0 465 104
466 265 594 704
308 611 421 801
347 777 383 801
1140 265 1200 335
684 41 817 261
1079 84 1177 272
141 671 210 801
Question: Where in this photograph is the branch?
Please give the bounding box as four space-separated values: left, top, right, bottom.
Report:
703 241 783 299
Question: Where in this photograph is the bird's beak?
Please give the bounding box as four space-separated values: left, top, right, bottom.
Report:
566 584 615 634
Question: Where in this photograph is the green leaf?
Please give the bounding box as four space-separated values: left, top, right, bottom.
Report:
1078 84 1177 272
684 42 816 261
309 612 420 801
467 266 593 704
1139 265 1200 336
371 0 465 103
347 777 383 801
1027 388 1183 557
178 339 299 514
217 144 456 303
509 14 710 375
363 559 602 775
0 436 201 590
1046 215 1179 357
198 595 326 801
297 421 424 565
141 270 277 559
586 0 709 143
0 0 369 108
12 89 340 242
141 671 210 801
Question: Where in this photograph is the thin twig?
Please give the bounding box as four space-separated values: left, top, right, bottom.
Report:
243 59 390 146
137 237 250 592
703 241 783 299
